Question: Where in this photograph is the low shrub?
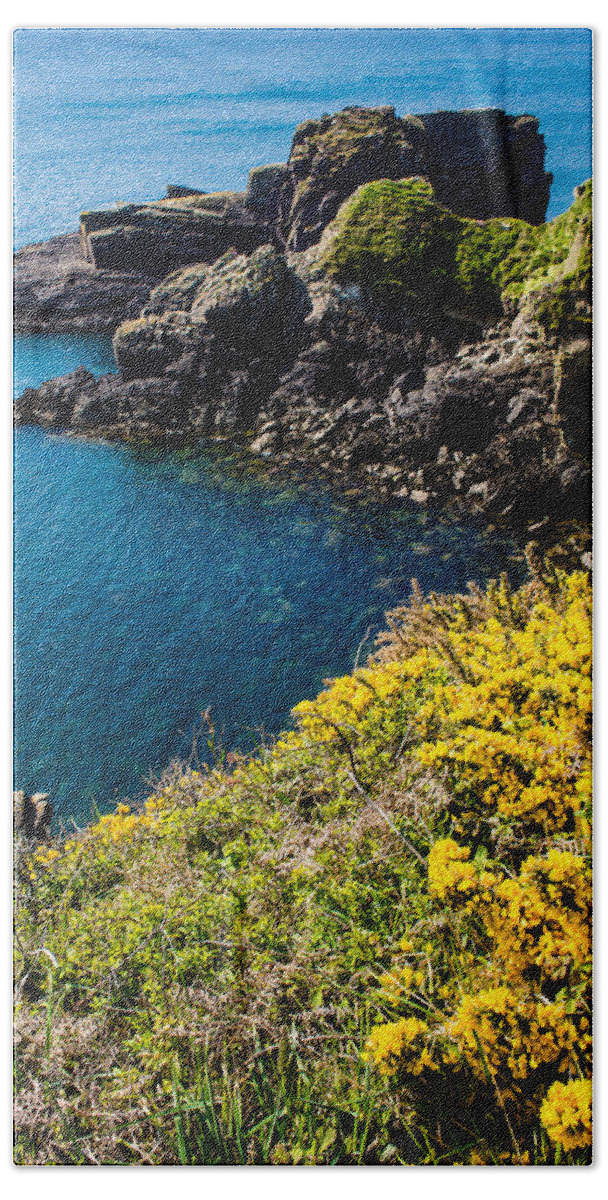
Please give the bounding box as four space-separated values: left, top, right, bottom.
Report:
14 554 591 1164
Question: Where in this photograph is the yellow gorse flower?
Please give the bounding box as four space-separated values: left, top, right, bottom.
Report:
540 1079 592 1151
416 575 591 834
363 570 591 1158
363 1016 433 1076
427 838 478 902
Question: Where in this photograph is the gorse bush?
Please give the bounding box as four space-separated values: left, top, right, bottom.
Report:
14 556 591 1164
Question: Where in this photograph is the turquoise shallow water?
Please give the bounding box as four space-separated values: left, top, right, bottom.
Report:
13 334 118 397
14 339 521 826
13 28 592 248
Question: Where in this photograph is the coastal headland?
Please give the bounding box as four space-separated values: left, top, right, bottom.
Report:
14 102 593 1166
14 104 591 535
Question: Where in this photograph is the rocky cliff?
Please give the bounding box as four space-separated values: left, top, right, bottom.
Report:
15 105 552 315
14 106 590 539
76 105 552 276
13 232 152 335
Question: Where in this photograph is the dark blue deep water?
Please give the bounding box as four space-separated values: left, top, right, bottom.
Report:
14 340 520 825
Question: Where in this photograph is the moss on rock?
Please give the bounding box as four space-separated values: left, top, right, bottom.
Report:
321 177 591 330
319 178 461 311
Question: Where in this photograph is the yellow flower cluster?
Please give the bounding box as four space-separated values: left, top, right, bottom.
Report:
427 838 478 903
364 571 592 1158
377 962 426 1005
449 988 585 1082
540 1079 592 1151
375 838 591 1081
31 845 60 867
484 850 591 986
363 1016 432 1076
29 793 179 882
416 574 591 834
292 656 429 743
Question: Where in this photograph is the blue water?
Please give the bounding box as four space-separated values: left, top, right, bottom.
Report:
13 28 592 249
13 335 118 397
14 414 519 827
14 31 588 826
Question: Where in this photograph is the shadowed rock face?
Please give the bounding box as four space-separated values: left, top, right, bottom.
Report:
419 110 551 225
80 193 279 277
270 106 552 252
14 791 53 843
112 245 311 418
13 233 153 335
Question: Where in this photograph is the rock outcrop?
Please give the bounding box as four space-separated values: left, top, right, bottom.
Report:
14 106 589 540
14 791 53 843
14 233 153 335
76 105 553 276
80 191 279 277
270 106 552 253
14 105 553 335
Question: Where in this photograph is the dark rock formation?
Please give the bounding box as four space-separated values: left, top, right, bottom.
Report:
13 105 589 541
80 192 279 277
252 105 552 253
165 184 206 199
14 233 152 335
14 791 53 843
16 244 313 439
250 304 590 528
14 240 591 534
418 109 551 225
246 164 292 225
14 105 552 335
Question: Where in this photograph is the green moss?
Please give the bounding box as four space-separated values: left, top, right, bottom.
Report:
321 178 462 310
454 217 536 312
522 182 592 335
321 177 592 329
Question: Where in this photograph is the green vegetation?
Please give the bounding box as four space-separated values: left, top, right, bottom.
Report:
321 178 591 333
290 107 405 169
320 178 461 311
14 552 591 1165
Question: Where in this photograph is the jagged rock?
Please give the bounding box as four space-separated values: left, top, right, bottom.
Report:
14 791 53 843
165 184 206 199
417 109 551 224
250 105 552 253
14 105 553 335
278 106 426 251
13 108 589 541
113 245 310 394
13 233 152 334
246 164 291 225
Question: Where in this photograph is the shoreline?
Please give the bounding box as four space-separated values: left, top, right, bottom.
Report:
14 106 592 558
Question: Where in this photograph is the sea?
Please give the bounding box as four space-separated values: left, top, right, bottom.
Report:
12 28 592 826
